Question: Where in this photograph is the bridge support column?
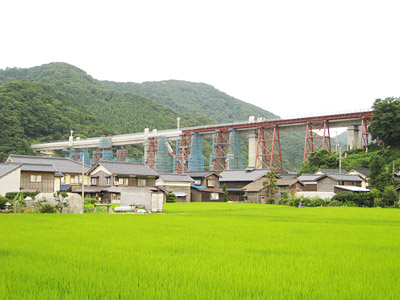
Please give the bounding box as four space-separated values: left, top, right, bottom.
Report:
247 131 257 168
175 134 191 173
304 120 331 162
360 118 371 147
347 126 359 150
255 126 282 172
211 130 230 172
145 137 158 170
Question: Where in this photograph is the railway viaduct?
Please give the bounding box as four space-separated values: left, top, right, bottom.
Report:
31 110 373 172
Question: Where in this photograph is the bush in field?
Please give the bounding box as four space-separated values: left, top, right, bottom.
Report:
332 192 374 207
344 201 357 207
0 196 9 209
267 197 275 204
40 203 57 213
299 198 311 207
5 191 40 201
328 200 343 207
310 198 326 207
166 192 177 203
382 186 397 207
84 198 99 205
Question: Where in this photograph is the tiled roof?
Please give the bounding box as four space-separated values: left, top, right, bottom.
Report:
349 168 370 177
159 173 194 182
98 161 159 176
0 164 20 178
19 163 59 174
328 174 362 182
186 171 219 178
316 168 347 175
8 155 91 174
297 174 325 182
219 169 270 182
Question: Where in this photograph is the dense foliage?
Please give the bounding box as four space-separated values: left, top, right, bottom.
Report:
101 79 277 123
0 81 114 161
370 97 400 147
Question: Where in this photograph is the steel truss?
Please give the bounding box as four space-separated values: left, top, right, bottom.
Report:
176 134 191 173
361 117 371 147
255 125 282 172
212 130 230 172
303 120 331 162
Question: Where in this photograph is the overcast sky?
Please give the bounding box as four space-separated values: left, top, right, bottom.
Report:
1 0 399 119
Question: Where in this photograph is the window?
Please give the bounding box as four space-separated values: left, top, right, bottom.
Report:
194 179 201 186
60 176 65 184
210 193 219 200
70 175 79 184
118 178 128 186
207 179 215 187
91 177 98 186
106 177 111 185
138 178 147 186
30 175 42 183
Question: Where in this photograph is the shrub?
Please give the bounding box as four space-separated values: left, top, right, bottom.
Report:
166 192 177 203
310 198 326 207
382 186 397 207
40 203 56 213
84 198 99 205
0 196 9 210
267 197 275 204
299 198 311 207
5 191 40 201
344 201 357 207
332 192 374 207
328 200 343 207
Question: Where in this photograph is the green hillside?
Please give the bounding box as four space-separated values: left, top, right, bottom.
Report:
102 79 277 123
0 81 115 161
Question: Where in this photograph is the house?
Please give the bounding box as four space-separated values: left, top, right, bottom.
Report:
219 168 271 201
298 173 365 193
0 164 21 196
186 171 224 202
7 155 91 189
297 174 324 191
74 161 163 205
156 173 194 202
334 185 369 194
315 168 347 175
243 176 304 203
17 163 63 193
347 169 370 188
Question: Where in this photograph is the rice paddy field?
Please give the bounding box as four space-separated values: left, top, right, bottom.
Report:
1 203 400 299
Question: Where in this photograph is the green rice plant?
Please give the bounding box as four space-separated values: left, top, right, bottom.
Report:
0 203 399 299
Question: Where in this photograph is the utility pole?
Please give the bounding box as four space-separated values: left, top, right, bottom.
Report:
82 153 85 201
339 144 342 174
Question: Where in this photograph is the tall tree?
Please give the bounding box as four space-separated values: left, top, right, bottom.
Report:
370 97 400 147
262 171 279 201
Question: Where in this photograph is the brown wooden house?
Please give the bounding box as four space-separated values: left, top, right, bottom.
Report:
186 171 224 202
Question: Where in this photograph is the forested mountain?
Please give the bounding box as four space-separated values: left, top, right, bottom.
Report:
0 62 305 169
101 80 277 123
0 81 115 161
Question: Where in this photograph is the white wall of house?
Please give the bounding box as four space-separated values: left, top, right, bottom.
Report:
0 168 21 196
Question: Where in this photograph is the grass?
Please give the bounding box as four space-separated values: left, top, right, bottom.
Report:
1 203 399 299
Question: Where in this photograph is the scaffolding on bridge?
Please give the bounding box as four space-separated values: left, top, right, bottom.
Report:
155 136 172 173
188 133 204 172
145 137 158 170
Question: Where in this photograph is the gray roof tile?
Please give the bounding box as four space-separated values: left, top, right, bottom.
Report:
0 164 20 178
159 174 194 182
220 169 271 182
8 155 90 174
98 161 159 176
